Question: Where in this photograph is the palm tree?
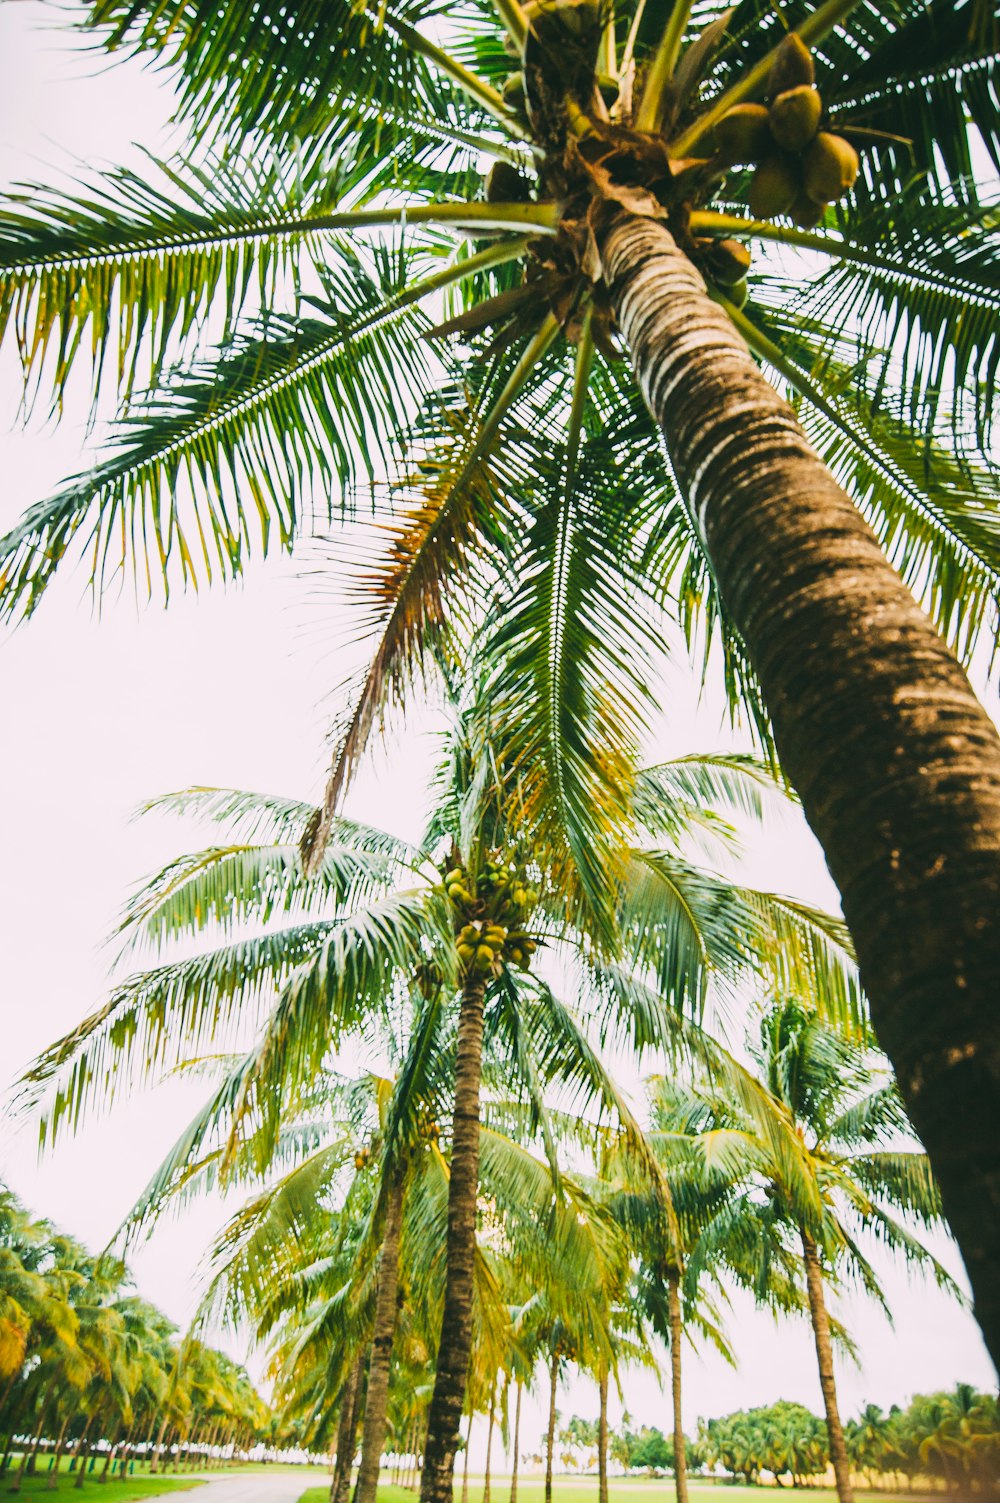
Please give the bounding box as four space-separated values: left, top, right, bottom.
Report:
19 666 855 1498
672 998 961 1503
0 0 998 1356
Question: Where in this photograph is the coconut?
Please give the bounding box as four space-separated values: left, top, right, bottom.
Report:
790 192 825 228
708 239 752 285
714 103 771 165
747 155 799 217
768 85 822 151
767 33 814 97
803 132 859 202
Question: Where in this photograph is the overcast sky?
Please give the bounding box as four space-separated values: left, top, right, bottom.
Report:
0 0 995 1463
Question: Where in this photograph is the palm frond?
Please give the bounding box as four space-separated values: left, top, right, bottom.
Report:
0 151 339 406
473 393 663 941
115 840 399 957
849 1151 944 1225
302 318 561 871
84 0 503 149
0 237 524 622
19 920 338 1141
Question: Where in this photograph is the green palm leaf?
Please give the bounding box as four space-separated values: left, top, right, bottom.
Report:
84 0 499 149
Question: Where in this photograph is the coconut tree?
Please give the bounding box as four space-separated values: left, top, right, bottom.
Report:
1 0 999 1357
18 638 856 1503
668 998 962 1503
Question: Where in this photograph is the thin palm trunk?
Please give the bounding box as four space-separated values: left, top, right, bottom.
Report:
667 1273 688 1503
800 1230 854 1503
460 1413 471 1503
354 1177 405 1503
509 1383 522 1503
544 1350 558 1503
74 1437 91 1491
11 1395 53 1493
602 208 1000 1369
333 1355 366 1503
419 971 487 1503
149 1414 169 1475
99 1427 120 1484
45 1417 70 1490
597 1367 608 1503
483 1385 496 1503
330 1371 356 1503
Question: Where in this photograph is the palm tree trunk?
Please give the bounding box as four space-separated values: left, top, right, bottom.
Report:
74 1438 91 1491
354 1177 405 1503
99 1427 120 1483
149 1414 169 1475
332 1357 364 1503
68 1419 93 1479
544 1350 558 1503
45 1416 70 1489
419 970 487 1503
11 1395 53 1492
597 1366 608 1503
330 1380 353 1503
601 208 1000 1369
799 1230 854 1503
482 1385 496 1503
509 1384 522 1503
667 1273 688 1503
460 1413 471 1503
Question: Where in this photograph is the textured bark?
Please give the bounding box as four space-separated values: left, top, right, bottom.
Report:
603 210 1000 1367
354 1179 405 1503
597 1368 608 1503
331 1358 363 1503
419 972 487 1503
800 1231 854 1503
509 1383 522 1503
666 1274 688 1503
544 1350 558 1503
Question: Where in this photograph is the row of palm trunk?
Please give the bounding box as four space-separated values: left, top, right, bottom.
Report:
0 1418 254 1492
336 970 865 1503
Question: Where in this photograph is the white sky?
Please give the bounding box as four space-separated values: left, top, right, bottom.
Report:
0 0 995 1463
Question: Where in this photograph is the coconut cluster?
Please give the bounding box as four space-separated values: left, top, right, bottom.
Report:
444 858 539 977
714 34 859 227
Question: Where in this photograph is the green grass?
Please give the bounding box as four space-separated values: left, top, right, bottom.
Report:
297 1479 924 1503
0 1459 327 1496
0 1472 207 1500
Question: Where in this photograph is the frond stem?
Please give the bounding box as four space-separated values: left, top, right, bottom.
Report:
0 202 557 277
491 0 528 51
634 0 694 131
564 310 594 493
472 312 561 460
387 16 529 136
689 210 1000 307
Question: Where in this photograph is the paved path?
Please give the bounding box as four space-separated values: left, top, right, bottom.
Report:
179 1471 320 1503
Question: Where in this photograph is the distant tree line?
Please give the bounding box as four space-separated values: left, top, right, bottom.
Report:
0 1187 272 1489
555 1389 998 1495
700 1390 999 1493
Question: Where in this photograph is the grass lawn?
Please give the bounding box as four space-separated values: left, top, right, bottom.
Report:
0 1459 330 1497
296 1479 927 1503
0 1473 207 1500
